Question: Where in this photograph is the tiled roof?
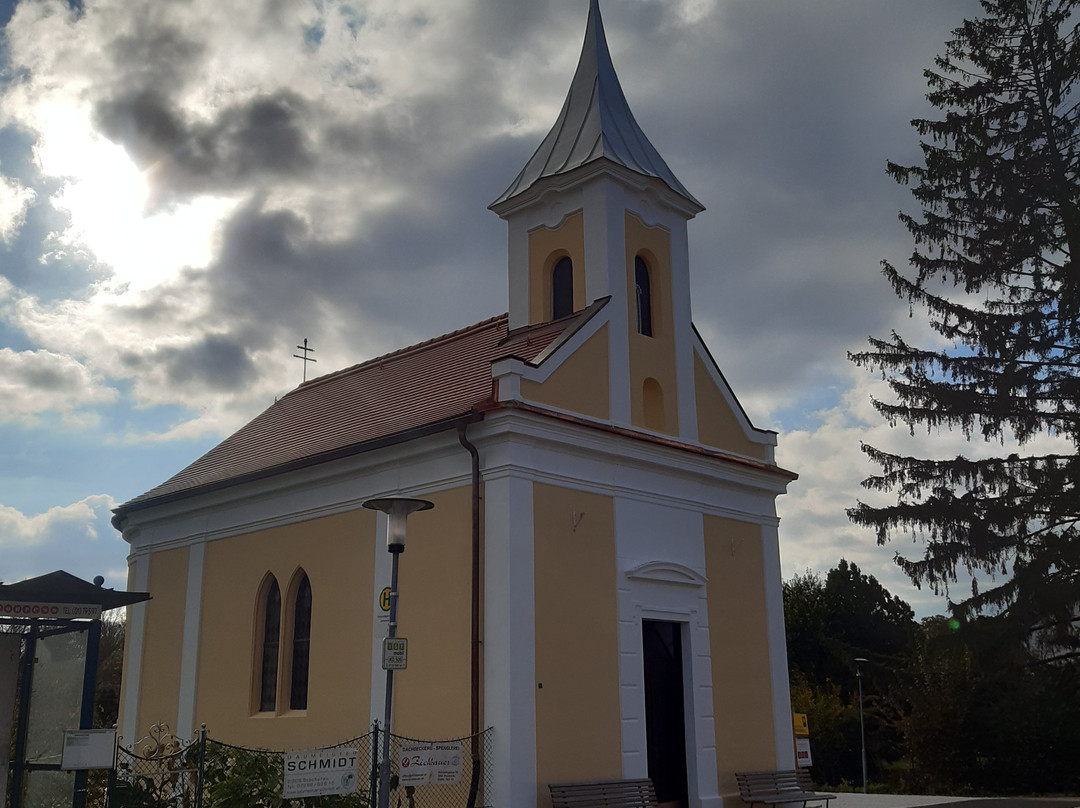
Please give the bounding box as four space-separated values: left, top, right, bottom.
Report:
491 0 702 211
117 312 579 513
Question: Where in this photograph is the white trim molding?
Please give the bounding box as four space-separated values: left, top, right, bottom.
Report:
626 561 707 587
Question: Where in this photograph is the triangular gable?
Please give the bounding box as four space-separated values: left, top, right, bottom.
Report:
492 298 611 417
691 325 777 462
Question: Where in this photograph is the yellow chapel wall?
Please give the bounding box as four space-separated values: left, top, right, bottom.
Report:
703 515 779 796
391 485 476 740
195 508 376 750
519 324 611 420
625 212 679 436
694 354 768 461
532 482 622 808
132 546 189 742
528 211 586 324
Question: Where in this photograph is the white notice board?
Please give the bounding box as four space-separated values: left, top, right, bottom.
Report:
61 729 117 770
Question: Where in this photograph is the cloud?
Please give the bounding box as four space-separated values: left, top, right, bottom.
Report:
0 346 118 424
0 493 115 544
93 88 318 202
0 171 34 243
0 494 129 589
0 0 531 441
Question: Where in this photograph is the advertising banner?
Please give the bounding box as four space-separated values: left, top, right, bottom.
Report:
283 748 359 799
397 741 462 786
0 601 101 619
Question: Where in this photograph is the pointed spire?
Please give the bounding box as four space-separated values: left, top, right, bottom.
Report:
491 0 702 211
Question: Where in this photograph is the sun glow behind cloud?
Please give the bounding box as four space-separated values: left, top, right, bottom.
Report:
39 115 234 293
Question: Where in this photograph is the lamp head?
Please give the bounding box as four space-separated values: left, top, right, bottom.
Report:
363 497 434 550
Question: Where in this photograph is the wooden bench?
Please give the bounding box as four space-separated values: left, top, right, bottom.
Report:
735 770 836 808
549 778 657 808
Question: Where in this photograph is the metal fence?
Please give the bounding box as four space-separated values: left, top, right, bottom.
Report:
110 725 199 808
104 724 493 808
382 729 494 808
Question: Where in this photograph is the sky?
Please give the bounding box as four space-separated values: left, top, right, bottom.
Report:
0 0 1001 619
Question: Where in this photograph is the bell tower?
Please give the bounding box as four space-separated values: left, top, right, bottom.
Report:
489 0 705 439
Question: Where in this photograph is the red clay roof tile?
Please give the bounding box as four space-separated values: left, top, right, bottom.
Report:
117 312 580 512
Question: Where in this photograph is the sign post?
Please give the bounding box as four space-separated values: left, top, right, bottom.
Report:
793 713 812 768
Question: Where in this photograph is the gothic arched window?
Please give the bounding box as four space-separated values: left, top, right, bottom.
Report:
635 256 653 337
258 577 281 713
288 572 312 710
552 257 574 320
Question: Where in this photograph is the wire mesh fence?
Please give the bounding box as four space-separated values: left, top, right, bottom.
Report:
103 724 493 808
382 729 494 808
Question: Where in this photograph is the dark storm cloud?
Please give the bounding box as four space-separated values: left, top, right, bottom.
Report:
620 0 985 407
160 334 257 391
94 88 316 196
107 22 204 89
196 150 508 347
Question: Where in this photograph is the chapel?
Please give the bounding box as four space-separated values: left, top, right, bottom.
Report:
111 3 798 807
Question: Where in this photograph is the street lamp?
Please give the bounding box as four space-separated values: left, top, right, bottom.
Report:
363 497 434 808
855 657 868 794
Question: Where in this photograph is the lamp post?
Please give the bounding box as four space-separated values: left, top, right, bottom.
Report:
364 497 434 808
855 657 868 794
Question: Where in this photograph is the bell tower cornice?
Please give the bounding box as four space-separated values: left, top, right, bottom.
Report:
490 158 703 222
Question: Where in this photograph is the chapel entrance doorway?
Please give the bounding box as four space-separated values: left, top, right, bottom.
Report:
642 619 689 808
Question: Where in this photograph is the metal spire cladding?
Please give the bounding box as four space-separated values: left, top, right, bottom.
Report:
491 0 702 211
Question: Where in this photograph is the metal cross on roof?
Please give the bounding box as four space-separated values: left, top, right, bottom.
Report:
293 338 317 383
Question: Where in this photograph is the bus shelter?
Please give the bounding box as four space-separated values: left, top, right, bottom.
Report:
0 571 150 808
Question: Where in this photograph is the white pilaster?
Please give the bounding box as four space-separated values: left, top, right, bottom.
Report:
507 215 531 330
483 469 537 808
761 522 795 768
176 541 205 739
583 180 631 425
120 552 151 747
669 220 698 443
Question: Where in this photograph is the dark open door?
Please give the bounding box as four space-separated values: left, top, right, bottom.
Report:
642 619 689 808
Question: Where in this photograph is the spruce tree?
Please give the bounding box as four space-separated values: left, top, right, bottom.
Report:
849 0 1080 659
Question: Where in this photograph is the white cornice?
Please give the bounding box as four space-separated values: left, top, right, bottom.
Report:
118 404 789 556
117 430 475 553
474 407 791 497
493 161 702 220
